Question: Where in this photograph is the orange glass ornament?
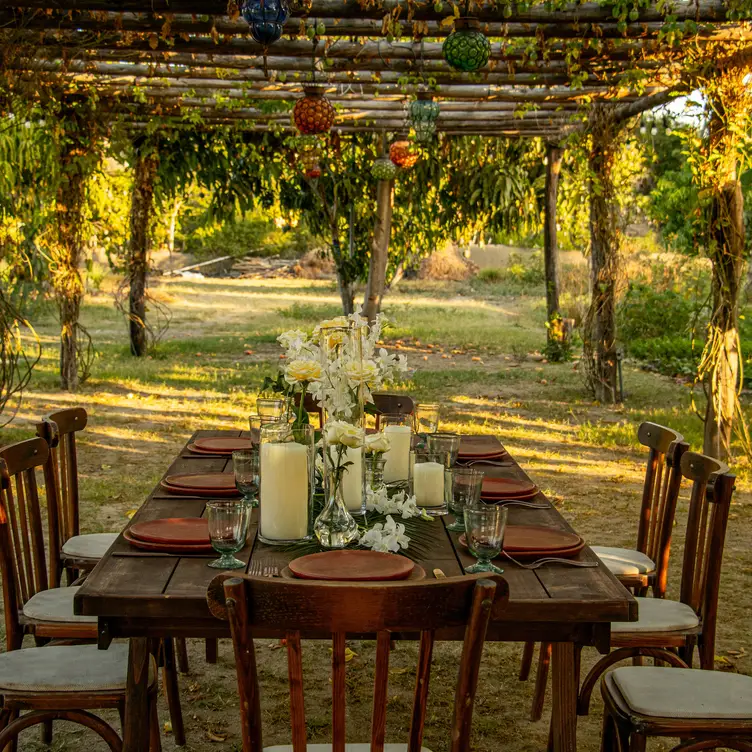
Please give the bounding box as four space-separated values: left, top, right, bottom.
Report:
389 140 419 169
293 85 336 135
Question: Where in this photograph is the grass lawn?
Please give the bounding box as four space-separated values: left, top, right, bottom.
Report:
5 275 752 752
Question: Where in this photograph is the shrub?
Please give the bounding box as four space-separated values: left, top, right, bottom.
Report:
476 267 503 283
627 336 698 378
618 283 694 343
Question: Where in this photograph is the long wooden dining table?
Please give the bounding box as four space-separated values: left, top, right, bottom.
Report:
75 429 636 752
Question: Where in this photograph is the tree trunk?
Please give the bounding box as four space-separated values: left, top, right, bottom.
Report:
128 146 159 357
363 178 394 322
167 197 182 254
544 143 564 351
583 107 621 403
702 104 746 458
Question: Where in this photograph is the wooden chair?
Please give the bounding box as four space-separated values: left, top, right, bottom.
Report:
599 666 752 751
520 421 689 721
36 408 118 586
0 439 185 746
578 450 735 716
373 393 415 430
207 572 508 752
0 456 161 752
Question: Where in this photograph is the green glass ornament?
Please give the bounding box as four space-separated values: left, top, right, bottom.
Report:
443 18 491 72
408 93 440 126
371 156 398 181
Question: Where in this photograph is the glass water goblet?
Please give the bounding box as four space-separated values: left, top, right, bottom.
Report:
414 403 441 437
428 433 462 467
447 467 484 532
233 449 259 508
463 504 508 575
207 500 250 570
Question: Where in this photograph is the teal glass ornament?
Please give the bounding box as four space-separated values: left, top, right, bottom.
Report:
443 18 491 72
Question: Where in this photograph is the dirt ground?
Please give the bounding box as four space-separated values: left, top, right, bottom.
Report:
5 276 751 752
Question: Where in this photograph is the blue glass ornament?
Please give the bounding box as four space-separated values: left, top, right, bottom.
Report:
242 0 289 45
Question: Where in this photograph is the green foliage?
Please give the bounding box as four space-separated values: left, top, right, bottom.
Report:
618 282 695 342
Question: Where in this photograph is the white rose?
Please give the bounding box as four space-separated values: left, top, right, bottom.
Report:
365 432 391 454
325 420 364 448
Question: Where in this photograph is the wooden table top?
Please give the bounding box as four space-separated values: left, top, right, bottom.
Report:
75 430 636 641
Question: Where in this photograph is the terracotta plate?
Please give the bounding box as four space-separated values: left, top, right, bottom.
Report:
191 437 254 454
459 529 585 560
288 550 415 581
159 481 240 498
164 473 236 491
504 525 581 551
282 563 426 581
482 490 540 503
123 529 215 553
482 477 537 497
129 517 210 545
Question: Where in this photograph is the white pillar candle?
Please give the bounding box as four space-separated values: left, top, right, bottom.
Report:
413 461 446 507
341 446 364 512
383 425 411 483
260 442 309 540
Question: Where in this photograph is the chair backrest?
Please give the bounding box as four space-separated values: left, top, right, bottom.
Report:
0 438 59 649
635 422 690 597
677 451 734 666
208 573 508 752
292 392 324 426
373 393 415 430
35 407 87 567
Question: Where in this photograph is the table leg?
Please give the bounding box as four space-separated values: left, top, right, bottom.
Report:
550 642 578 752
123 637 152 752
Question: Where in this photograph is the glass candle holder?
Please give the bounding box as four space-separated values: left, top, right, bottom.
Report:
381 413 413 485
258 422 314 545
410 450 448 515
428 432 462 467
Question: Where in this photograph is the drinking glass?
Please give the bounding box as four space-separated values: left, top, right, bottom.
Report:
410 451 448 515
233 450 259 508
448 467 484 532
414 403 441 436
463 504 508 574
428 433 462 467
256 398 287 421
207 500 250 570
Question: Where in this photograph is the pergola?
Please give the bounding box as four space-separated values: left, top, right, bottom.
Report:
1 0 750 436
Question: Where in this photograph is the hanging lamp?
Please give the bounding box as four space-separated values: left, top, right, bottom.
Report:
293 84 336 135
371 154 398 180
442 18 491 72
408 91 440 143
389 138 419 169
241 0 289 45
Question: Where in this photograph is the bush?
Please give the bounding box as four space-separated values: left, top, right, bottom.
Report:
627 336 698 377
476 267 503 283
618 283 694 343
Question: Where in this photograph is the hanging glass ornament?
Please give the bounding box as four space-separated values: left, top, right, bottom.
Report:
371 155 398 181
299 148 322 179
442 18 491 72
293 85 336 135
241 0 289 45
389 139 419 169
412 119 436 143
408 92 440 129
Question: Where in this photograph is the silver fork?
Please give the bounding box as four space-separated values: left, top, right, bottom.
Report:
263 564 280 578
463 459 515 467
503 552 599 570
248 560 263 577
494 500 548 509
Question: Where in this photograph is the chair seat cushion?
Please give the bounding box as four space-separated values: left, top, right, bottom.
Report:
62 533 118 560
0 644 153 693
612 666 752 719
590 546 655 576
22 586 96 623
611 597 699 633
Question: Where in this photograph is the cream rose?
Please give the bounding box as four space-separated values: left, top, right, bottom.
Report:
325 420 364 448
365 432 391 454
284 358 322 384
344 359 379 385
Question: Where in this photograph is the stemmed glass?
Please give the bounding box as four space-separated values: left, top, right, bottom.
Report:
207 500 250 570
463 504 508 574
233 450 259 508
428 433 462 467
447 467 484 532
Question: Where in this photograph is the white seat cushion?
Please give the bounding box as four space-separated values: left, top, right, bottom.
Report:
0 644 154 693
591 546 655 576
62 533 118 560
267 746 432 752
611 597 699 633
22 586 96 624
612 666 752 719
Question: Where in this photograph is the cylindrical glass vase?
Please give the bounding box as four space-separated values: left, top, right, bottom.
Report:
410 450 448 516
258 423 314 545
381 413 413 486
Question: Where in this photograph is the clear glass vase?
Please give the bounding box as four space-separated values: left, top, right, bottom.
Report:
314 459 359 548
365 455 387 492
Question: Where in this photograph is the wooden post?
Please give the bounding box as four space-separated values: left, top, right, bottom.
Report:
363 177 394 322
543 142 563 351
583 106 621 403
127 142 159 357
700 70 748 459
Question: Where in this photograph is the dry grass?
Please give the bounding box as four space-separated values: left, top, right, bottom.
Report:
5 275 751 752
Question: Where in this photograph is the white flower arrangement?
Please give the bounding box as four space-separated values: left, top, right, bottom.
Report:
365 486 432 521
358 515 410 553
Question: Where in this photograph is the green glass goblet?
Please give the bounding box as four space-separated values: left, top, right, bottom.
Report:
463 504 508 574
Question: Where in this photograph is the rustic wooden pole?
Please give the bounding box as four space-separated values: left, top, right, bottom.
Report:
127 139 159 357
543 142 564 350
583 105 621 403
363 162 394 322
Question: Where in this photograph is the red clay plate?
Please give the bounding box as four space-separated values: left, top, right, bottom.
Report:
288 550 414 581
459 530 585 560
482 490 540 503
191 437 254 453
129 518 210 545
164 473 237 491
504 525 581 551
482 477 537 497
123 529 215 553
159 481 240 497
